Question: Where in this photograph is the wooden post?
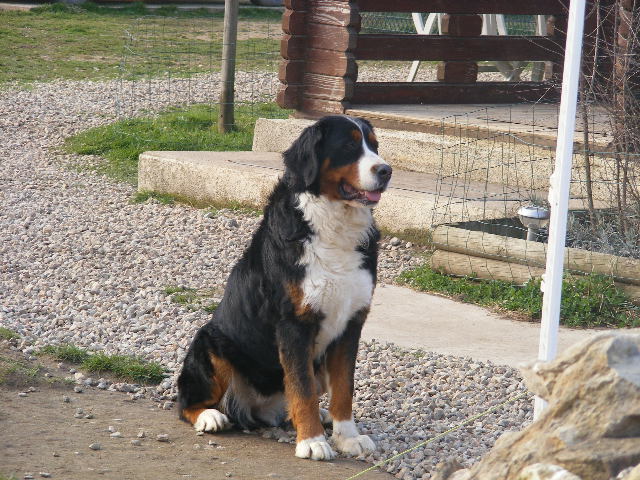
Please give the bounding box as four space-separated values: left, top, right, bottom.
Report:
218 0 239 133
437 14 482 83
278 0 359 116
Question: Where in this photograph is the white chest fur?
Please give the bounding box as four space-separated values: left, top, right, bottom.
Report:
296 193 375 357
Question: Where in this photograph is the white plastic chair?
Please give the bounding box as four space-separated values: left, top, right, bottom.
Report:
407 13 548 82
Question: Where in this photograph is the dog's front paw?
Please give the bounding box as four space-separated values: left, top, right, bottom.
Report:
333 434 376 456
193 409 230 432
295 435 336 461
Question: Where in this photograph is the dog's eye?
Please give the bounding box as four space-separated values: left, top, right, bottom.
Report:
345 141 358 150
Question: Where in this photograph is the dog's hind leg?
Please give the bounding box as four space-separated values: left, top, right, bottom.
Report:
177 328 233 432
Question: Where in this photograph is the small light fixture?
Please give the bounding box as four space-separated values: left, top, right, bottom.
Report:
518 205 551 241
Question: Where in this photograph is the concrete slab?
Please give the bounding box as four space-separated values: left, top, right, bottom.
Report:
364 284 640 367
138 150 542 230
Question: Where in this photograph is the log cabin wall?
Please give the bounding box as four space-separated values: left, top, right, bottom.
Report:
278 0 576 117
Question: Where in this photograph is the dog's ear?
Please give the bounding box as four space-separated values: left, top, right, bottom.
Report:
283 123 323 190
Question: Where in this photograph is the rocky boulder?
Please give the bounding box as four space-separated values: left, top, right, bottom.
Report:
440 333 640 480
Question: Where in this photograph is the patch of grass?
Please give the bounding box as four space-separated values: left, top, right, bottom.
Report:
39 344 165 384
82 353 165 384
164 286 220 313
0 327 19 341
1 3 281 84
0 355 42 385
40 344 90 363
399 266 640 328
64 102 291 184
132 190 176 205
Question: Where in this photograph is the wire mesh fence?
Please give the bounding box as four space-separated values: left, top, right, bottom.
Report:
115 10 283 127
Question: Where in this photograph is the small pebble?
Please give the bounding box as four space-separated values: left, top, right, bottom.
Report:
195 431 204 436
52 452 60 457
89 443 101 451
137 430 145 438
62 395 70 403
39 473 51 478
156 434 169 442
75 408 84 415
73 386 83 393
28 386 36 392
108 426 116 433
110 432 123 438
84 414 94 419
18 392 28 397
131 439 142 446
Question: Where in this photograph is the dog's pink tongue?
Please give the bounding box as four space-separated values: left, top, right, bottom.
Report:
365 190 381 202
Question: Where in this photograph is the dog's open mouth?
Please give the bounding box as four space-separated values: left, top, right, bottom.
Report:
339 181 383 205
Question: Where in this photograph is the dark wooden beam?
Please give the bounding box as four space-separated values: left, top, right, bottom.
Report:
357 0 567 15
355 35 563 62
352 82 560 104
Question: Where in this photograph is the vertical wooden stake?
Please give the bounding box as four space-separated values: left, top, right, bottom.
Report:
219 0 239 133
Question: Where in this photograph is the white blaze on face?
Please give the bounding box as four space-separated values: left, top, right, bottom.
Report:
346 117 390 194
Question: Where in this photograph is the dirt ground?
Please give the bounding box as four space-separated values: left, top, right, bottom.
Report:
0 347 392 480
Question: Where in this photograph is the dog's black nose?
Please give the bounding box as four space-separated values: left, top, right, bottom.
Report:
372 164 392 182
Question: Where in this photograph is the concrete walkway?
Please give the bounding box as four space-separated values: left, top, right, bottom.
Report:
364 284 640 367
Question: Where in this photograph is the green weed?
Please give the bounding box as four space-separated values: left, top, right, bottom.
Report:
164 286 219 313
398 266 640 328
132 191 176 205
40 344 90 363
0 327 19 341
39 344 165 384
82 353 165 384
0 355 42 385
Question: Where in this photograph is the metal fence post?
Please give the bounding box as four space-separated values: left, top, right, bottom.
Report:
219 0 239 133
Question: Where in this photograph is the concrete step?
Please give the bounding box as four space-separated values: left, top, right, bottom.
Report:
252 117 613 204
138 150 535 231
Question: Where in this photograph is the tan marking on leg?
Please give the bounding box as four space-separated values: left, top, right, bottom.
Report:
181 354 233 426
279 351 324 442
326 341 354 422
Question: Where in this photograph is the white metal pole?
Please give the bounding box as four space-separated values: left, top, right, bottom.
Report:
534 0 587 420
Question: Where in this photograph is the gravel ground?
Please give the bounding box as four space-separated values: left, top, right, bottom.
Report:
0 72 532 480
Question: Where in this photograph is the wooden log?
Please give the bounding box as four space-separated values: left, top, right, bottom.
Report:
281 35 306 60
441 14 483 36
279 59 304 84
431 225 640 286
436 62 478 83
306 49 357 78
357 0 567 15
284 0 306 9
307 23 358 52
431 249 544 285
431 249 640 302
277 84 303 109
303 73 354 101
351 82 559 104
307 0 361 29
282 10 306 35
355 35 562 62
300 97 348 115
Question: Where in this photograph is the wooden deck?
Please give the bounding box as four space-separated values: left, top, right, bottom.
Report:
346 103 613 150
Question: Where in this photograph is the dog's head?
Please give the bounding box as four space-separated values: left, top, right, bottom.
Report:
283 115 392 207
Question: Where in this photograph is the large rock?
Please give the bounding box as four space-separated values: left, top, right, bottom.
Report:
449 334 640 480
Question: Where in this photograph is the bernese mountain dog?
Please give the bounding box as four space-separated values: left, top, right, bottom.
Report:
177 115 392 460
